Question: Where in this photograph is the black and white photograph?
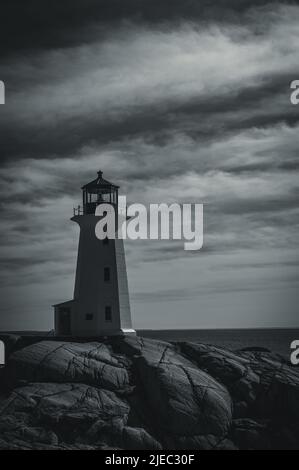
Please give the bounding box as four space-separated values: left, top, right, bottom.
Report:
0 0 299 453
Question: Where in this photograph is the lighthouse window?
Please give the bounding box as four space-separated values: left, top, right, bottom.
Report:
105 306 112 322
104 267 110 282
85 313 93 321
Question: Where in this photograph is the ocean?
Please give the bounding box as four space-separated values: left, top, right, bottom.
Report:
137 328 299 359
2 328 298 359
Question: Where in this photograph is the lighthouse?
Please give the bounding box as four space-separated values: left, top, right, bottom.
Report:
53 171 135 337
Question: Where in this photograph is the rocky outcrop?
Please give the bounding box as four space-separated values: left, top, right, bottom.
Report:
0 336 298 450
6 341 131 392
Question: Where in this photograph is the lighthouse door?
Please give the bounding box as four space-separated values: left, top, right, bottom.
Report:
59 308 71 335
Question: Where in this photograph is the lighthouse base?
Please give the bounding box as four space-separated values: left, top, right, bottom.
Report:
53 300 136 337
94 328 136 337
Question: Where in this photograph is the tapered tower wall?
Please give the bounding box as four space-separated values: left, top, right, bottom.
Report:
53 171 135 337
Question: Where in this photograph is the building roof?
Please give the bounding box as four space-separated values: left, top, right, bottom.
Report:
52 299 74 307
81 171 119 190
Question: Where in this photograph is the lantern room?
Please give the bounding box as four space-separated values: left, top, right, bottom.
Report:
81 170 119 215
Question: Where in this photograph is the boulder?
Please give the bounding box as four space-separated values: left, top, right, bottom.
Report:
0 382 130 449
240 352 299 420
6 341 131 392
119 337 233 440
180 342 260 413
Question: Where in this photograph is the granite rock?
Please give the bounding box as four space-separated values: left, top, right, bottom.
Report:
0 336 298 450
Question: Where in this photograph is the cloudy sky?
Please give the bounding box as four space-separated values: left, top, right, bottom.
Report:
0 0 298 331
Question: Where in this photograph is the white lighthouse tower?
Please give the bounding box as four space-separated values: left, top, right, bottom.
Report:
53 171 135 337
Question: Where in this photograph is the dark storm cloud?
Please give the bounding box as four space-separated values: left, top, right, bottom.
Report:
217 194 299 215
2 0 297 56
1 72 298 163
224 159 299 174
1 2 298 168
